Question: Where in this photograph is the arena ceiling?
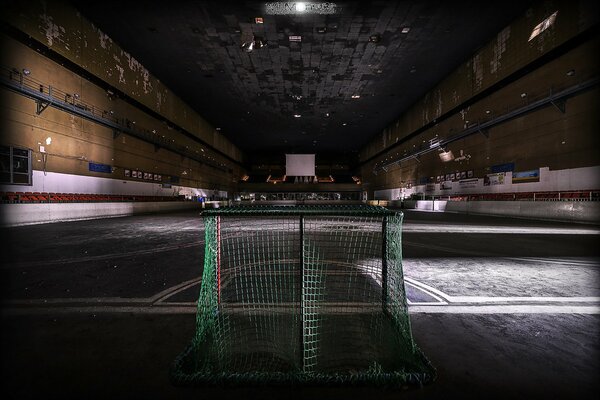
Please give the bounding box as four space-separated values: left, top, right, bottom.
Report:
75 1 531 161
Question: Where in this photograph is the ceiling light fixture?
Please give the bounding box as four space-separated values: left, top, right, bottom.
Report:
294 114 301 118
438 148 454 162
368 33 381 43
22 68 30 75
401 27 410 34
351 94 360 99
296 2 306 12
289 35 302 42
241 35 266 52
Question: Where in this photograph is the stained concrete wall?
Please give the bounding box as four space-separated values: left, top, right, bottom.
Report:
360 1 599 198
0 201 203 227
403 200 600 224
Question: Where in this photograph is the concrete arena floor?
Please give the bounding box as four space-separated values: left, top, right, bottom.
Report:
1 209 599 399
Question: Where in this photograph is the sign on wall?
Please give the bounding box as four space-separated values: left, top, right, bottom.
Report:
88 162 112 174
512 169 540 183
484 172 505 186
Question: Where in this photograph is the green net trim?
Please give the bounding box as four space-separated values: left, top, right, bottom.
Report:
171 206 436 386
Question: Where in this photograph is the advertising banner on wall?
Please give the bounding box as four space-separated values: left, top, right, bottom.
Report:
88 162 112 174
512 169 540 183
459 178 478 188
440 181 452 190
484 172 505 186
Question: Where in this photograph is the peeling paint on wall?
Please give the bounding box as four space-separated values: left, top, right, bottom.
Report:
116 64 125 83
472 54 484 91
422 92 430 124
39 14 61 47
98 30 110 49
434 89 443 119
490 27 510 74
156 91 163 110
452 90 460 105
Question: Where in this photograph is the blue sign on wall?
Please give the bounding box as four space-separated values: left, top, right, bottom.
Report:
88 162 112 173
491 162 515 173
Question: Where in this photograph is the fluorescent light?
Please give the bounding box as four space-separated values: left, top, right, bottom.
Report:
439 149 454 162
529 11 558 42
351 94 360 99
289 35 302 42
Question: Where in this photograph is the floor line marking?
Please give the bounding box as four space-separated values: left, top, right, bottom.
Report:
404 277 454 302
449 296 600 303
506 257 600 266
151 277 202 304
404 281 447 303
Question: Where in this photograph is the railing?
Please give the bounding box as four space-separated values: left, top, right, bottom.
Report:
0 65 231 172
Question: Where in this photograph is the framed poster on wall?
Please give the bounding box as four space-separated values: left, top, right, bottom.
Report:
132 170 138 178
124 169 130 177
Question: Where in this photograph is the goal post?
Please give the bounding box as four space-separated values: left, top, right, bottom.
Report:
171 205 435 386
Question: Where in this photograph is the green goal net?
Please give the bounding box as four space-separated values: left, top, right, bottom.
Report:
171 205 435 386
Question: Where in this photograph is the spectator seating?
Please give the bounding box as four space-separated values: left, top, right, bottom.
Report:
0 191 183 203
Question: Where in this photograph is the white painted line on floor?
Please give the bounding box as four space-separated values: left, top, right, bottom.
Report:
404 278 600 304
506 257 600 267
407 300 448 306
403 225 600 235
404 277 453 302
448 296 600 303
404 281 448 304
409 304 600 314
151 277 202 304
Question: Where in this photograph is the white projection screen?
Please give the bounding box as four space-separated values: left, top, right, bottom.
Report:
286 154 315 176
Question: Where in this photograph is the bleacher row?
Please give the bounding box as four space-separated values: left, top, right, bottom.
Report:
0 191 184 203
